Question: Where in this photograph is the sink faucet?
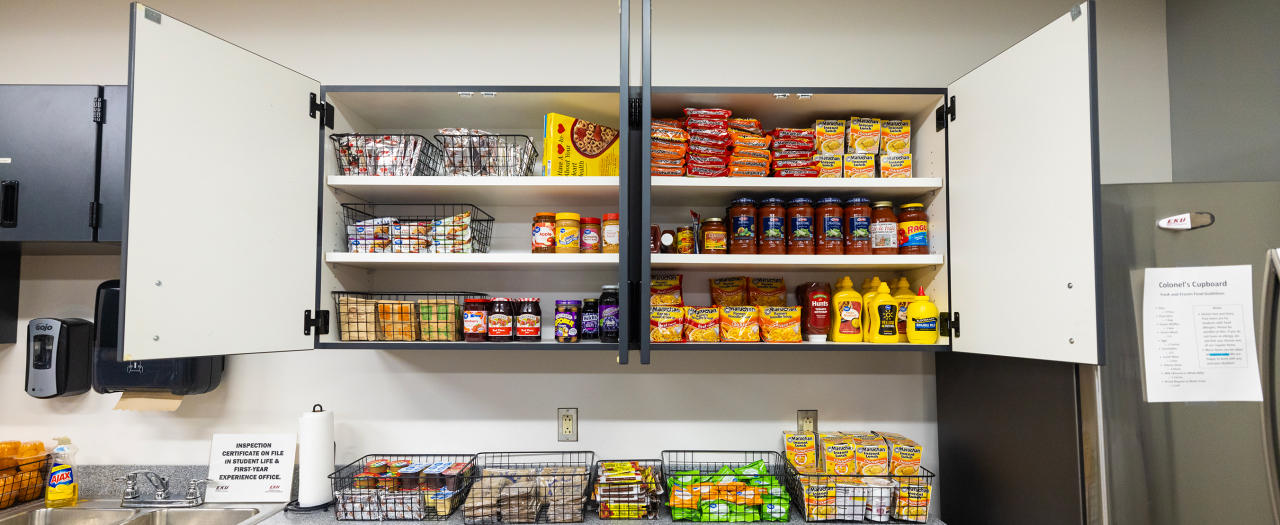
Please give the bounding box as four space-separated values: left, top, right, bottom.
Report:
115 471 215 508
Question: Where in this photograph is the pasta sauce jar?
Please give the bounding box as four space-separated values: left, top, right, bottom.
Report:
701 218 728 254
870 201 899 255
729 198 757 254
815 197 844 255
897 203 929 254
787 198 815 255
463 298 490 342
844 198 872 255
757 198 787 255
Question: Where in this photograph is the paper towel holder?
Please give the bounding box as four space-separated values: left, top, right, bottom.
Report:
287 403 336 513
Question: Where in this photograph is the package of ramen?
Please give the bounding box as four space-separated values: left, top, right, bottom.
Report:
688 143 730 157
729 166 768 177
783 431 818 470
772 149 811 160
651 165 686 177
879 154 912 178
684 307 721 342
652 156 686 167
842 153 874 178
654 118 683 127
772 138 815 150
874 431 923 477
690 132 734 149
843 431 889 475
710 277 749 306
727 118 762 134
770 128 816 140
690 127 732 139
731 146 771 160
729 128 771 149
749 278 787 306
881 120 910 155
760 306 802 343
719 306 761 342
775 167 819 178
814 120 846 155
848 117 881 154
892 485 931 523
652 125 690 143
729 156 769 170
652 139 688 159
684 108 733 119
772 158 818 170
814 155 842 178
820 434 857 475
688 153 730 167
686 117 729 130
651 275 684 305
650 306 685 342
687 164 729 178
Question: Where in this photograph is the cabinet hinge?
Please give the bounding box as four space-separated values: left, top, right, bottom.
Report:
93 97 105 124
936 96 956 131
89 202 101 228
951 312 960 338
304 309 330 336
628 97 642 131
309 93 334 130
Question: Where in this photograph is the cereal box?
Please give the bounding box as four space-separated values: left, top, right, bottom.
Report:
874 431 924 477
842 431 889 476
881 120 911 155
847 118 881 154
820 434 857 475
842 154 874 178
814 120 845 155
783 431 818 471
813 155 842 178
879 154 912 178
543 113 620 176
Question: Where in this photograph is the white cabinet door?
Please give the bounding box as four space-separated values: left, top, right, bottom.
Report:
122 3 319 360
948 2 1100 364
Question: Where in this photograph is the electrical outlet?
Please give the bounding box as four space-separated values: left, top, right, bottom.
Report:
797 410 818 432
558 408 578 442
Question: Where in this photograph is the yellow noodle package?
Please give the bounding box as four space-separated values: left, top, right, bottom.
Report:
892 485 931 522
749 278 787 307
684 307 721 342
710 277 749 306
760 306 802 343
881 119 911 155
651 274 684 306
650 306 685 342
719 306 761 342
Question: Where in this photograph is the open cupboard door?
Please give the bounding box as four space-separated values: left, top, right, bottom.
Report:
947 1 1101 364
121 3 321 359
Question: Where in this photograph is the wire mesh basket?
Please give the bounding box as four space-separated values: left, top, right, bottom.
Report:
0 453 51 509
465 451 596 524
593 460 664 520
342 203 495 254
330 134 443 177
785 462 934 523
435 132 539 177
330 453 477 521
660 451 791 523
332 291 489 342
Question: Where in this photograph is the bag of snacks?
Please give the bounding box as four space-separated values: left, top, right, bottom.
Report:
731 146 771 160
688 164 729 178
684 108 733 119
761 306 802 343
772 149 811 160
651 275 684 306
749 278 787 306
684 307 721 342
727 118 762 134
650 306 685 342
710 277 749 306
652 125 690 143
719 306 761 342
652 166 686 177
652 140 688 159
729 166 768 177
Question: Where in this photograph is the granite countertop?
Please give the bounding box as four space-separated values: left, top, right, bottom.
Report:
260 506 946 525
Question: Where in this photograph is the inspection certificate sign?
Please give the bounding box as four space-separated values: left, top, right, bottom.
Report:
1142 265 1263 402
206 433 297 502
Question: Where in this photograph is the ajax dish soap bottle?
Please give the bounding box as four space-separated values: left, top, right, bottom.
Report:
907 287 941 344
868 282 900 344
46 437 79 508
829 277 864 343
893 278 916 342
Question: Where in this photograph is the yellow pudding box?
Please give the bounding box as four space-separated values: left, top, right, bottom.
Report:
543 113 620 176
880 154 912 178
842 154 874 178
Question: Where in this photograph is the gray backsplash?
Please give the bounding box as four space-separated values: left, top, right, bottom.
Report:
78 465 302 501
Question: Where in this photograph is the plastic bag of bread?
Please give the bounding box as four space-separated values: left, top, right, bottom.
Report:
760 306 802 343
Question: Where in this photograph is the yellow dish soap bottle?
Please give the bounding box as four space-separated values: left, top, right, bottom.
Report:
862 277 882 335
907 287 941 344
829 277 864 343
868 282 899 343
893 278 916 342
46 436 79 508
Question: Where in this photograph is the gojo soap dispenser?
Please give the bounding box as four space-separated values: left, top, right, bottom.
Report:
26 318 93 398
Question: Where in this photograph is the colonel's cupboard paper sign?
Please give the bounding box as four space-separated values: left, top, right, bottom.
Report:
206 434 296 502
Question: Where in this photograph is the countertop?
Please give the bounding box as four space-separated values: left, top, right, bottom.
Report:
259 507 946 525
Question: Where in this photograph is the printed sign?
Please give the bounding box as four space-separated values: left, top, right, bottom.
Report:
205 434 297 502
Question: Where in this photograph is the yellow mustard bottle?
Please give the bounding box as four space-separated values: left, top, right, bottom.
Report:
861 277 882 334
829 276 864 343
907 287 940 344
893 278 915 342
860 278 872 295
868 282 899 343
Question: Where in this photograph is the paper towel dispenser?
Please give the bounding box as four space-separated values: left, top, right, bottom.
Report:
92 280 224 395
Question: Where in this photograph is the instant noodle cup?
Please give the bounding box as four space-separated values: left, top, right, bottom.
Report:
881 120 910 155
760 306 802 343
784 431 817 470
710 277 749 306
684 108 733 119
844 431 890 476
842 153 874 178
813 155 842 178
651 275 684 305
848 117 882 154
814 120 846 155
891 485 931 522
879 154 912 178
749 278 787 306
802 479 836 521
729 166 768 177
719 306 761 342
685 307 721 342
651 165 685 177
727 118 762 134
731 146 771 160
821 434 857 475
650 306 685 342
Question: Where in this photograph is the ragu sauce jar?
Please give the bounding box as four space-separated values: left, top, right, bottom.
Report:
815 197 844 255
757 198 787 255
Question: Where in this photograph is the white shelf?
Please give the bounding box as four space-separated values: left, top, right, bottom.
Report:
328 176 619 205
326 251 619 271
649 253 944 271
650 177 943 207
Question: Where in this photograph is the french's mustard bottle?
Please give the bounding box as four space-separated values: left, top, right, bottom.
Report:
829 277 864 343
868 282 899 344
907 288 940 344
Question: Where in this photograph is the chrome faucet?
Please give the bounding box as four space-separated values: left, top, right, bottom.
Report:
115 471 215 508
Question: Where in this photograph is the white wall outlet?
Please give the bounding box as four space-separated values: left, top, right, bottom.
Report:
558 408 578 442
798 410 818 432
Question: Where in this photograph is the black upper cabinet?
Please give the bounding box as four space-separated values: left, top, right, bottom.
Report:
0 85 103 242
97 85 127 243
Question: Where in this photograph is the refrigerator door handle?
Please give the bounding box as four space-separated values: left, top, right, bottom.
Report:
1259 249 1280 525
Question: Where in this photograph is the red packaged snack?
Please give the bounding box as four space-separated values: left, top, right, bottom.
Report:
652 125 689 143
772 138 815 150
729 156 769 169
684 108 733 119
775 167 819 178
731 146 772 160
654 118 684 128
652 156 686 167
687 164 730 177
688 154 730 167
772 149 812 160
772 158 818 170
727 118 762 134
690 133 733 148
729 166 769 177
686 117 729 130
652 140 688 159
770 128 816 140
729 128 771 148
690 127 732 139
688 143 730 156
651 165 686 177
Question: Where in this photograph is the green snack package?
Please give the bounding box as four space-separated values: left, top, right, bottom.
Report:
709 465 738 485
671 507 701 521
700 500 732 522
734 460 768 478
671 470 703 486
729 503 761 522
761 496 789 522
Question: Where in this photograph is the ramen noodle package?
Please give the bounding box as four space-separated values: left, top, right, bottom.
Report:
842 154 875 178
652 124 690 143
650 306 685 342
881 120 911 155
783 431 818 471
686 117 729 130
731 146 771 160
874 431 923 477
652 139 688 159
729 156 769 170
685 108 733 119
749 278 787 306
814 155 842 178
848 118 881 154
688 164 729 178
771 128 816 140
690 130 734 148
772 138 815 151
689 153 730 167
760 306 802 343
773 158 818 170
544 113 620 176
814 120 846 155
891 485 931 522
684 307 721 342
688 143 731 157
844 431 890 476
651 275 684 305
775 167 819 178
729 166 769 177
651 165 686 177
880 154 912 178
719 306 761 342
728 129 771 149
652 156 686 167
772 149 811 160
710 277 749 306
727 118 762 134
820 434 857 475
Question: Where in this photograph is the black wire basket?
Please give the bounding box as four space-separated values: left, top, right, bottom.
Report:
435 133 539 177
329 453 476 521
784 461 934 523
465 451 596 524
660 451 791 523
342 203 495 254
593 459 664 520
0 453 51 509
332 291 489 342
330 134 443 177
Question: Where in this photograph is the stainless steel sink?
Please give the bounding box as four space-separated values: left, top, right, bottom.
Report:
0 500 280 525
0 509 136 525
116 509 257 525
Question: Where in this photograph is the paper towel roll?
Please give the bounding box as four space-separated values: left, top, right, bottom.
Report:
297 405 335 507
